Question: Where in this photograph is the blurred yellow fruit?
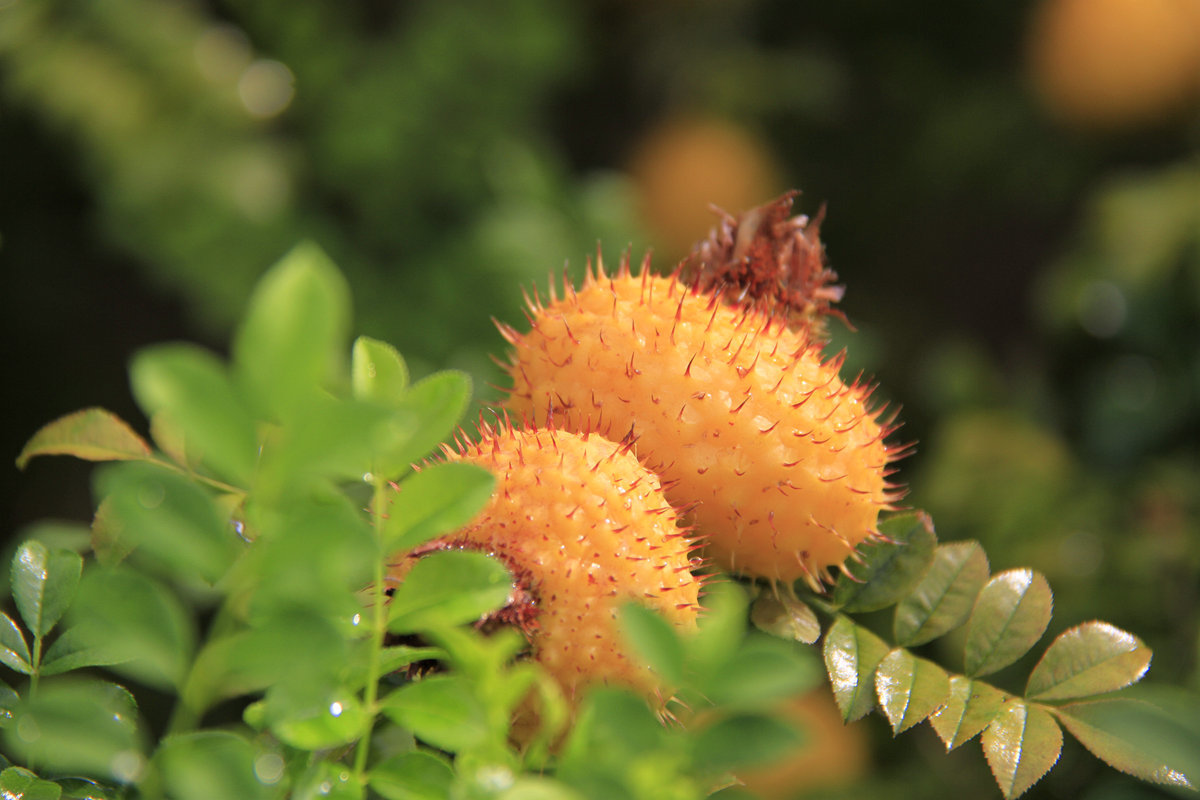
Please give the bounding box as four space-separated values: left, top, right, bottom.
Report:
629 116 780 259
1027 0 1200 127
737 688 870 798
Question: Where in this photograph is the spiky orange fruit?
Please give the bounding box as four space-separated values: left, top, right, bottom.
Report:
500 258 904 587
388 422 701 701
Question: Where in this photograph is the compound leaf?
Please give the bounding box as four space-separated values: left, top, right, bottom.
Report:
824 616 890 722
894 540 988 647
832 512 937 613
981 700 1062 799
964 569 1052 678
1025 621 1151 701
875 648 951 734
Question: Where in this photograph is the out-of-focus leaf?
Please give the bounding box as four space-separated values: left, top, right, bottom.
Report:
12 541 82 639
381 462 494 553
155 731 273 800
0 681 18 727
232 241 351 422
380 675 489 753
618 602 685 686
0 612 31 674
95 462 238 585
384 371 473 471
831 512 937 613
369 751 453 800
0 767 62 800
690 713 803 775
687 580 748 679
823 616 890 722
981 700 1062 799
3 680 142 783
499 778 587 800
558 687 665 769
929 675 1006 751
1054 698 1196 790
292 761 363 800
703 634 821 708
129 344 258 486
15 408 152 469
1025 621 1151 701
53 777 119 800
388 550 512 634
893 540 988 647
964 569 1052 677
875 648 951 734
352 336 409 406
271 691 367 751
40 626 127 676
751 592 821 645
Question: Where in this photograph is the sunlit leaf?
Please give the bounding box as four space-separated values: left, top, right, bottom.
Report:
380 675 489 753
823 616 890 722
981 700 1062 799
875 648 951 735
232 241 351 422
964 569 1052 677
0 612 31 675
352 336 410 406
130 343 259 486
369 751 453 800
381 462 495 553
498 778 587 800
388 550 512 634
832 512 937 613
15 408 152 470
618 602 685 686
0 767 63 800
1055 698 1196 789
1025 621 1151 701
12 541 82 639
929 675 1006 751
751 592 821 645
691 713 804 774
893 540 988 647
156 731 273 800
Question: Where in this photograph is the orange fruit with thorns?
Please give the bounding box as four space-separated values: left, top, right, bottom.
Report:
388 421 702 701
499 256 905 588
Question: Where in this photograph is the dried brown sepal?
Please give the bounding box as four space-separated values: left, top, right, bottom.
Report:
679 191 846 339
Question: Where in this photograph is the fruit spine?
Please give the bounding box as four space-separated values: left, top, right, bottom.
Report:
499 254 905 587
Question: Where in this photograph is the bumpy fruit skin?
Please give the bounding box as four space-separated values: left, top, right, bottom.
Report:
389 422 701 701
500 258 903 587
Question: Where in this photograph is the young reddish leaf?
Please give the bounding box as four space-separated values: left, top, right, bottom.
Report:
751 592 821 645
16 408 152 469
964 569 1053 677
1054 698 1195 789
894 540 989 647
823 616 890 722
832 512 937 613
982 700 1062 799
930 675 1006 751
1025 621 1152 701
875 648 951 734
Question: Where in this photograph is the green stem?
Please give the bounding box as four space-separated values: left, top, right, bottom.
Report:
352 476 392 782
29 634 42 694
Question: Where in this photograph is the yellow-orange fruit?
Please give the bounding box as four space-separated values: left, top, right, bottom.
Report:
389 422 701 701
500 258 904 587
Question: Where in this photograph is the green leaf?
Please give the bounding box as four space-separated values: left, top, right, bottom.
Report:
874 648 951 735
40 626 127 676
387 371 473 470
271 691 367 751
893 541 988 647
964 569 1053 678
0 612 31 674
822 616 891 722
232 241 351 422
155 731 273 800
751 592 821 645
929 675 1006 751
704 633 821 707
618 602 685 686
12 541 83 640
691 713 804 775
499 778 587 800
831 512 937 613
382 462 495 553
15 408 152 470
53 777 120 799
71 567 195 690
686 580 749 680
0 767 63 800
4 680 142 783
0 681 18 727
129 343 259 485
292 761 362 800
981 700 1062 799
95 462 238 585
353 336 409 406
388 550 512 633
1025 621 1151 701
369 751 453 800
558 687 666 770
1054 698 1196 789
380 675 489 753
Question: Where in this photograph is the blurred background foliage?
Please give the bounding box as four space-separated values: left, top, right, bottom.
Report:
2 0 1198 797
